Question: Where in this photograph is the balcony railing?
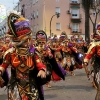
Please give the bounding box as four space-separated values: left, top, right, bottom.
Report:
71 14 82 19
71 29 82 33
70 1 80 5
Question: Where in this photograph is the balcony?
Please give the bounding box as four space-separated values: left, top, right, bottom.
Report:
71 14 82 19
71 29 82 34
71 14 82 23
70 1 80 5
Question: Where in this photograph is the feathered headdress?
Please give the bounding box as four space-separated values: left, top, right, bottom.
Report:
7 13 31 41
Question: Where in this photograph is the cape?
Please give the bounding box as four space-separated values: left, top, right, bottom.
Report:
72 51 83 69
30 46 66 86
0 58 9 86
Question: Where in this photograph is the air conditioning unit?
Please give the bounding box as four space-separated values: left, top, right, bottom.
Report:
67 10 71 14
32 13 35 19
68 24 71 29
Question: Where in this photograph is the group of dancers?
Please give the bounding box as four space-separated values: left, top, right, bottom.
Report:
0 11 100 100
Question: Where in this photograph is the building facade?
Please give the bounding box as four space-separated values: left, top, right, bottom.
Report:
3 0 100 39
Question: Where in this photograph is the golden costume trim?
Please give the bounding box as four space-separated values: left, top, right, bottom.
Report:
0 67 5 74
36 59 40 63
87 41 100 54
3 48 14 59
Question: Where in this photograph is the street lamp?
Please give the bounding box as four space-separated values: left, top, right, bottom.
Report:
50 12 60 37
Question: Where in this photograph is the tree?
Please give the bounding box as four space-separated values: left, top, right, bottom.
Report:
81 0 94 43
89 0 100 33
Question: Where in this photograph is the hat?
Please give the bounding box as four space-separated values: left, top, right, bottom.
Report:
97 22 100 30
36 30 47 41
59 31 67 41
7 13 31 41
93 22 100 40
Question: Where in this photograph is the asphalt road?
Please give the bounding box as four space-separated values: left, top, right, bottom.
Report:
44 69 96 100
0 68 97 100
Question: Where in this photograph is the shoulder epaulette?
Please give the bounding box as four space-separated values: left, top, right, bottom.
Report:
3 47 14 59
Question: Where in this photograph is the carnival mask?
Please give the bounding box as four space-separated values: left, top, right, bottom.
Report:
37 41 46 51
36 30 47 51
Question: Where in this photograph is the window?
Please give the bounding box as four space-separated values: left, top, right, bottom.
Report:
0 29 1 35
56 7 60 13
27 15 31 20
33 0 35 4
71 9 79 18
32 11 35 19
21 5 25 17
27 0 31 6
72 23 79 32
56 23 61 30
36 24 38 32
34 25 36 33
71 0 78 3
36 0 38 3
56 0 60 2
36 10 38 18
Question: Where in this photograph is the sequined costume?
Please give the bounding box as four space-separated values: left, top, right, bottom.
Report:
84 22 100 100
50 35 63 63
0 13 47 100
59 32 82 75
35 30 66 81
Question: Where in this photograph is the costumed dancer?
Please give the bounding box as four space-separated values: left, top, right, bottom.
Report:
35 30 66 88
60 32 82 76
84 22 100 100
0 36 9 88
76 36 85 61
50 35 63 64
59 32 76 76
70 35 77 48
0 12 48 100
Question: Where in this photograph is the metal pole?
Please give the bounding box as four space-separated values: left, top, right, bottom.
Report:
44 0 46 32
50 14 57 37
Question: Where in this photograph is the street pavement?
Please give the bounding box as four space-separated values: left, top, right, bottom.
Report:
44 68 96 100
0 68 97 100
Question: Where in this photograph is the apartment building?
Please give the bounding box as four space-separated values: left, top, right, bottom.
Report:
19 0 100 39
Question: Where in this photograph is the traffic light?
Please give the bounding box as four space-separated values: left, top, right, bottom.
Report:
56 13 60 18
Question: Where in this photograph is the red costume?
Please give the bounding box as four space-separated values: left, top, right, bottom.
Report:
84 22 100 100
0 13 47 100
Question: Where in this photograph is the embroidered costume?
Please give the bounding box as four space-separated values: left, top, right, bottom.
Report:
35 30 66 81
84 22 100 100
0 13 47 100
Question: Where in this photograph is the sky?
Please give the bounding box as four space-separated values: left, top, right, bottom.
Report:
0 0 19 10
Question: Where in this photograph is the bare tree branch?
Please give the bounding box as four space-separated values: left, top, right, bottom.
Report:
89 15 94 25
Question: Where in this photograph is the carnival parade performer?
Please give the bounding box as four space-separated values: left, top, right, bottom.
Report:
84 22 100 100
0 37 9 88
0 12 49 100
35 30 66 88
50 35 63 64
59 32 82 76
